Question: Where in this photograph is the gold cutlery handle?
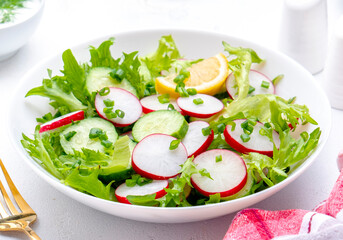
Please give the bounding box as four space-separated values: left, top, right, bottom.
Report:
23 226 41 240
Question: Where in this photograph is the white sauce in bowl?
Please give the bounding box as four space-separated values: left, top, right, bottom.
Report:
0 0 41 25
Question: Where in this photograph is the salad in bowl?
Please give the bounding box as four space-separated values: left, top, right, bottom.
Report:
20 34 321 208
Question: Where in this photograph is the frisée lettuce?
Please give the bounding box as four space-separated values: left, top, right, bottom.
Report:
21 35 321 207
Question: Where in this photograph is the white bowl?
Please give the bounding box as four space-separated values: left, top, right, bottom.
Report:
7 29 331 223
0 0 45 61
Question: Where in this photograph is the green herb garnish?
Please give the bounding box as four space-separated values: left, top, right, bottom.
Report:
64 131 77 141
261 81 270 89
215 155 222 162
169 139 181 150
0 0 27 24
98 87 110 96
103 99 114 107
240 133 250 142
157 94 170 104
115 109 125 118
193 98 204 105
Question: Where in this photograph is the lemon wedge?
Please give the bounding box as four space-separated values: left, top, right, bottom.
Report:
155 53 229 97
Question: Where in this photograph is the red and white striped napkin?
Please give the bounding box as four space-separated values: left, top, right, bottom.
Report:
224 156 343 240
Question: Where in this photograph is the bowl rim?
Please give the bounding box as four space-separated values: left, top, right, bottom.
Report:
6 28 332 216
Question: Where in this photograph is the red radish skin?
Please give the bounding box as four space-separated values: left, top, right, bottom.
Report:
131 134 188 180
191 149 248 198
115 180 169 204
95 87 142 127
226 69 275 99
176 94 224 118
181 121 214 157
39 110 84 133
223 119 280 157
140 94 182 114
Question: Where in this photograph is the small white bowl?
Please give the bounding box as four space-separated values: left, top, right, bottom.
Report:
0 0 45 61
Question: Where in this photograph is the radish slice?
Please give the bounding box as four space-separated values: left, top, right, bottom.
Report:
181 121 214 157
176 94 224 118
140 94 181 114
95 87 142 127
115 180 168 204
226 69 275 99
223 119 280 157
191 149 247 197
132 134 188 180
39 110 84 133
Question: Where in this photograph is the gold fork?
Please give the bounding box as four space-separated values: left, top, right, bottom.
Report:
0 158 40 239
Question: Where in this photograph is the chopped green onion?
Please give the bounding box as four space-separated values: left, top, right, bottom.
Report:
126 174 153 187
89 128 103 139
228 121 237 131
125 179 136 187
115 109 125 118
193 98 204 105
241 120 254 135
110 68 125 81
187 88 197 96
240 133 250 142
261 81 270 89
136 177 153 186
101 140 113 148
202 127 211 136
217 123 226 133
173 74 186 84
103 107 113 113
176 86 189 97
105 111 117 119
103 99 114 107
99 87 110 96
272 74 284 85
158 94 170 104
248 85 255 94
167 103 175 110
64 131 77 141
169 139 181 150
215 155 222 163
174 68 190 97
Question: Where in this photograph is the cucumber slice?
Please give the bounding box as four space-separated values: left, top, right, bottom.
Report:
221 171 254 201
132 110 189 142
99 136 136 183
86 67 138 96
60 118 118 154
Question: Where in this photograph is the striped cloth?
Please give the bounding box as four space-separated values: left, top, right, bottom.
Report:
223 169 343 240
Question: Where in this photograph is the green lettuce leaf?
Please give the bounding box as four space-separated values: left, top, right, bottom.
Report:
63 166 114 201
61 49 87 104
223 42 263 100
26 49 89 112
221 94 317 129
244 127 321 187
89 38 118 68
139 35 181 85
127 157 211 207
26 76 87 112
21 126 64 179
110 51 146 98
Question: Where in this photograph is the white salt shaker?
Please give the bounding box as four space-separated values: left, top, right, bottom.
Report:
278 0 328 74
323 15 343 110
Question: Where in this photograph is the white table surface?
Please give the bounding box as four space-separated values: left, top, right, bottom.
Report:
0 0 342 239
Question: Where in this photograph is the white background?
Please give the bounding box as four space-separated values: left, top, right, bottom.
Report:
0 0 342 239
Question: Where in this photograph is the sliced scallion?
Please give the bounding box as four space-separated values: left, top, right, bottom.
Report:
193 98 204 105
